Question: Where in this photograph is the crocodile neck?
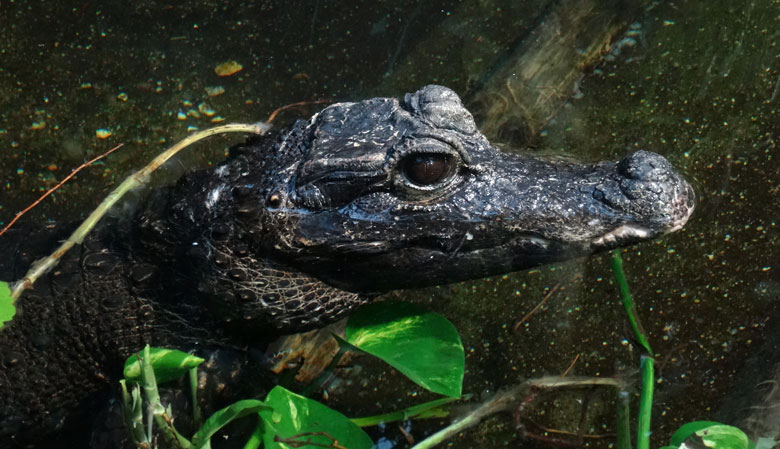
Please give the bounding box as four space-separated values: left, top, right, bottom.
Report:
130 137 367 337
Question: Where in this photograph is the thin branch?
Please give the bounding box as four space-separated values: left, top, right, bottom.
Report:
0 143 125 237
410 376 619 449
10 123 268 301
514 283 560 331
265 100 330 124
561 353 580 377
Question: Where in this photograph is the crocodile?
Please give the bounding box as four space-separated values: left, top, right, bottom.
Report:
0 85 695 447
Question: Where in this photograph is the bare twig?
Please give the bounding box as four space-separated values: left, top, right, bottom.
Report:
265 99 330 124
0 143 125 237
10 123 268 301
514 283 560 331
410 376 619 449
561 353 580 377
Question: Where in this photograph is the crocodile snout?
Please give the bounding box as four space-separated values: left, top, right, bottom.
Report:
592 150 695 247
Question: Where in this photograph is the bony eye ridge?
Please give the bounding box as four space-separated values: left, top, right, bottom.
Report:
402 153 455 186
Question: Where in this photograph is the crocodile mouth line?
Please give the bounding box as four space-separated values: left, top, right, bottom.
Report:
667 199 696 233
592 224 653 247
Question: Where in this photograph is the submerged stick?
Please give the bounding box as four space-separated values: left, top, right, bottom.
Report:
10 122 269 301
0 143 125 238
410 376 619 449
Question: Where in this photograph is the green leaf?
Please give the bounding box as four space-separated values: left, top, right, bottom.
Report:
350 395 461 427
123 347 205 384
0 281 15 329
693 425 750 449
190 399 271 449
346 301 464 398
670 422 750 449
259 386 372 449
670 421 723 447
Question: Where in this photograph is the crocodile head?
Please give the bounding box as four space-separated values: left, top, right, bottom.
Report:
226 85 695 294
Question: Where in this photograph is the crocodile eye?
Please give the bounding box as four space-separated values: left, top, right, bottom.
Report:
402 153 455 186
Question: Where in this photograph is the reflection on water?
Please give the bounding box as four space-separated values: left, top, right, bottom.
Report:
1 0 779 447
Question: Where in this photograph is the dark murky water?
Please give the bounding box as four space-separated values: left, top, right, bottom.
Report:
1 1 779 447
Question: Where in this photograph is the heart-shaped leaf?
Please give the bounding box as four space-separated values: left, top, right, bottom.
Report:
346 301 464 398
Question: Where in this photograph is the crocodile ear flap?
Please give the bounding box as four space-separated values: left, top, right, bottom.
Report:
402 85 477 135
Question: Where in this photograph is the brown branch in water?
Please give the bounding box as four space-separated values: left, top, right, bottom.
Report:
0 143 125 238
398 423 415 445
265 99 330 124
1 98 325 239
513 283 560 331
561 353 580 377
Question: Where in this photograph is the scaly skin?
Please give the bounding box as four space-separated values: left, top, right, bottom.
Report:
0 85 695 447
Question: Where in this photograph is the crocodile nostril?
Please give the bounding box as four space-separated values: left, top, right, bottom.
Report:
267 192 282 208
616 150 672 181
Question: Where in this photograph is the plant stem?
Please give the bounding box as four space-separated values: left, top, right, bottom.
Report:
610 251 653 355
637 356 654 449
120 379 149 445
10 123 269 301
410 377 618 449
616 389 632 449
139 345 193 448
242 424 264 449
301 345 349 398
350 396 460 427
611 250 655 449
189 367 202 427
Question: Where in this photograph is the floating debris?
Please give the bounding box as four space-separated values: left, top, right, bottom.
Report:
198 102 216 117
116 92 128 102
176 111 187 121
214 60 243 76
205 85 225 97
96 128 112 139
30 121 46 130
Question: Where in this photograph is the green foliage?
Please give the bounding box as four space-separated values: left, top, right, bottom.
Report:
612 253 754 449
119 301 465 448
190 400 271 449
0 280 15 328
661 421 750 449
346 301 464 398
123 347 205 384
259 386 373 449
350 396 460 427
667 421 724 447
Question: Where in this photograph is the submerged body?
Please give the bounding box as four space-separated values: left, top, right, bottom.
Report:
0 86 694 446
